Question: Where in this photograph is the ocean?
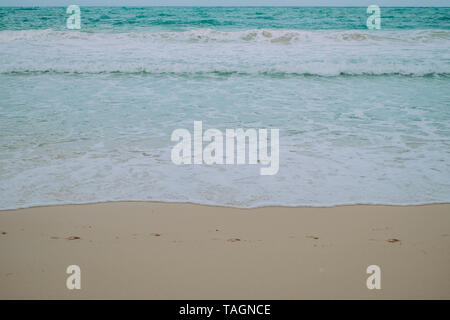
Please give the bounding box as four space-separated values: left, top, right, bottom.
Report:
0 7 449 209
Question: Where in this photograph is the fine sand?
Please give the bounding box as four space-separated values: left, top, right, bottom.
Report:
0 202 449 299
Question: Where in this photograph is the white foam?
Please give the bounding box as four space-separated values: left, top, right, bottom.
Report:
1 28 450 209
1 29 449 76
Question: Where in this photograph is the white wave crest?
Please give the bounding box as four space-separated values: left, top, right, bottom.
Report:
1 28 450 43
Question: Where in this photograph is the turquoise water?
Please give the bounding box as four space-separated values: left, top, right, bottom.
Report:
1 7 450 209
1 7 450 31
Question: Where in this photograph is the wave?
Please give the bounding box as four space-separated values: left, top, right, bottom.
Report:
2 69 449 77
1 28 449 77
1 28 450 43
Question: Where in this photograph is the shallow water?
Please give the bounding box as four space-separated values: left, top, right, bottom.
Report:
1 7 450 209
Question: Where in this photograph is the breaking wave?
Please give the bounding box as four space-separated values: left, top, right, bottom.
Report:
1 28 450 43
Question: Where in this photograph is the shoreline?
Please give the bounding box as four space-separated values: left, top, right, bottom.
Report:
2 200 450 212
1 201 449 299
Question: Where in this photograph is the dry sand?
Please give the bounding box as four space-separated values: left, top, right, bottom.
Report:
0 202 449 299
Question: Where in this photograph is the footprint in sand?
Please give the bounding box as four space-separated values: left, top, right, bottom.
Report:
50 236 81 240
67 236 81 240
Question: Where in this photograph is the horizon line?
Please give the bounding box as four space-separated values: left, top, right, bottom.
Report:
1 5 450 8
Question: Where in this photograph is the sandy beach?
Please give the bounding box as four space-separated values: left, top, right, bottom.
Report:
0 202 449 299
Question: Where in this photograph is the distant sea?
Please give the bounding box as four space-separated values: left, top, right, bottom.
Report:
1 7 449 209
